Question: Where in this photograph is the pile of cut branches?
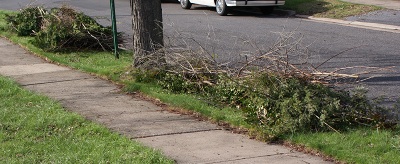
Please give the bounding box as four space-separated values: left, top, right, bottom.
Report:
6 5 122 51
133 29 398 140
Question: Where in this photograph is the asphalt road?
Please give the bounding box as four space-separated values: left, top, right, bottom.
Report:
346 9 400 26
1 0 400 110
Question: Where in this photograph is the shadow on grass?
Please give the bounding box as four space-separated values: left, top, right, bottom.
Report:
283 0 330 15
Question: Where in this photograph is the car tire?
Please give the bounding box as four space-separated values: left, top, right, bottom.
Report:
180 0 192 9
260 6 274 15
216 0 229 16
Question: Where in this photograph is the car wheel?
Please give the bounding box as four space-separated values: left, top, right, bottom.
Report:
216 0 229 16
260 6 274 15
180 0 192 9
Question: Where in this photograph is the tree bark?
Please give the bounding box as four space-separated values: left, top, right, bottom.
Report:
130 0 164 68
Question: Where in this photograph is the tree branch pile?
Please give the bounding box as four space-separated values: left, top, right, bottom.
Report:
6 5 123 51
133 28 398 139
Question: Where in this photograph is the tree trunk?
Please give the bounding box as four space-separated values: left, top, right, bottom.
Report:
130 0 164 69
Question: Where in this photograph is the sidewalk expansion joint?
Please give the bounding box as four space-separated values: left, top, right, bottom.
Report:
203 153 291 164
132 128 222 139
21 77 91 86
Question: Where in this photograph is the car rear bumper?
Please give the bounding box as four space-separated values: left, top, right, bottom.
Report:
226 0 285 7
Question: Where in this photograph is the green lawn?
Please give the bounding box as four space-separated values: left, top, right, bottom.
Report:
0 76 173 163
283 0 382 19
285 129 400 163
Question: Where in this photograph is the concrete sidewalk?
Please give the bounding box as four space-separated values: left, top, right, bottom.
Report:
0 38 331 163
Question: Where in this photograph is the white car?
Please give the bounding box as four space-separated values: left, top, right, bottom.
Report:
178 0 285 16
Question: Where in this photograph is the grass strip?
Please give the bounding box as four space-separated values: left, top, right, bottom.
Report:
0 76 173 163
284 129 400 163
283 0 382 19
1 9 399 163
125 82 249 128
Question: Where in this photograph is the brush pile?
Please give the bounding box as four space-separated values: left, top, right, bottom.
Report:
6 5 122 51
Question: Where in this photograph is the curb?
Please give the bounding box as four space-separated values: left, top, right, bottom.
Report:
296 15 400 33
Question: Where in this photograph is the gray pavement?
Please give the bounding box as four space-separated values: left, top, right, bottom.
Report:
297 0 400 32
342 0 400 10
345 9 400 26
341 0 400 26
0 38 331 163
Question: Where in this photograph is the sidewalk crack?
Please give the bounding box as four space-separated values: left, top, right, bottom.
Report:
203 153 290 164
21 77 91 86
132 128 222 139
